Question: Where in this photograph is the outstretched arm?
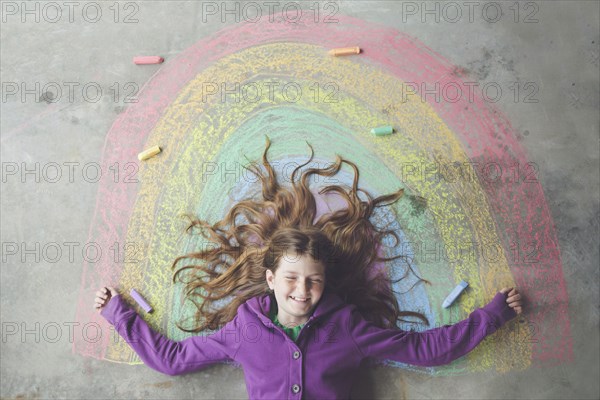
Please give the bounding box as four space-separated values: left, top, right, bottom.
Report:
97 287 241 376
348 289 521 367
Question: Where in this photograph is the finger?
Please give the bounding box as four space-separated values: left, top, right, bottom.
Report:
107 287 117 296
508 300 522 308
509 288 517 296
499 287 511 294
506 294 520 303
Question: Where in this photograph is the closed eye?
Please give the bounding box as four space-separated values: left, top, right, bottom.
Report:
285 276 323 283
284 277 323 283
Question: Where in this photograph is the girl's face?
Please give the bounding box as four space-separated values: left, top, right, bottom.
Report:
266 252 326 327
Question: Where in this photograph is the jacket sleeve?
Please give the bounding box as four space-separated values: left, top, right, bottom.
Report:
348 292 517 367
100 294 241 376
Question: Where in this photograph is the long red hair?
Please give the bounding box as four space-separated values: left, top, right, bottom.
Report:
171 136 430 332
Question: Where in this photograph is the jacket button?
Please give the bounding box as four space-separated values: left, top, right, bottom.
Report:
293 351 300 359
292 384 300 393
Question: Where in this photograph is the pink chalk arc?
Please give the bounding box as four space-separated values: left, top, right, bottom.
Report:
73 13 572 371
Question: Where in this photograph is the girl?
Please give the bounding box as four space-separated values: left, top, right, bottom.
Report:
95 136 523 400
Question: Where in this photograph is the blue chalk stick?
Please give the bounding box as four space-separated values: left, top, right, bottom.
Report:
442 280 469 308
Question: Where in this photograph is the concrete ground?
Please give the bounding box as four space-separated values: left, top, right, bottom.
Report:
1 1 598 399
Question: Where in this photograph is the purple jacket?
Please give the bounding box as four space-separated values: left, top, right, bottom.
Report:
101 288 517 399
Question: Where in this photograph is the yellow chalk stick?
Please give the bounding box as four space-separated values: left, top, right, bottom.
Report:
328 46 361 56
138 145 161 161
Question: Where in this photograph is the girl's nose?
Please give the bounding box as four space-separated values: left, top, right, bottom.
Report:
296 280 309 295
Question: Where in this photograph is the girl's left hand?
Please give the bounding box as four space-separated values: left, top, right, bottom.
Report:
500 287 523 314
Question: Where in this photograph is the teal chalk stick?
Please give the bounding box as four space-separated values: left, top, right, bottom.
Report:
371 125 394 136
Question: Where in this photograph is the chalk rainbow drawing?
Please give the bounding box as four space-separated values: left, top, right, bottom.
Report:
74 14 572 375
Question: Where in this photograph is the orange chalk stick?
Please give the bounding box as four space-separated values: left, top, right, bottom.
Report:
133 56 164 65
328 47 361 56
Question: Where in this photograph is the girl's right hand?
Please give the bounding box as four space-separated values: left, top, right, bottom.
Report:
95 286 118 313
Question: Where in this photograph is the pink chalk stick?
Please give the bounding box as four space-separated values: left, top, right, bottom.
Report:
133 56 164 65
130 288 153 313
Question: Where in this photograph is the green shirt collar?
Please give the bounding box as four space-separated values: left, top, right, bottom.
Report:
269 301 305 342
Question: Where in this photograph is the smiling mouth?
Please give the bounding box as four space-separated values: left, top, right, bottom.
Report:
290 296 309 303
